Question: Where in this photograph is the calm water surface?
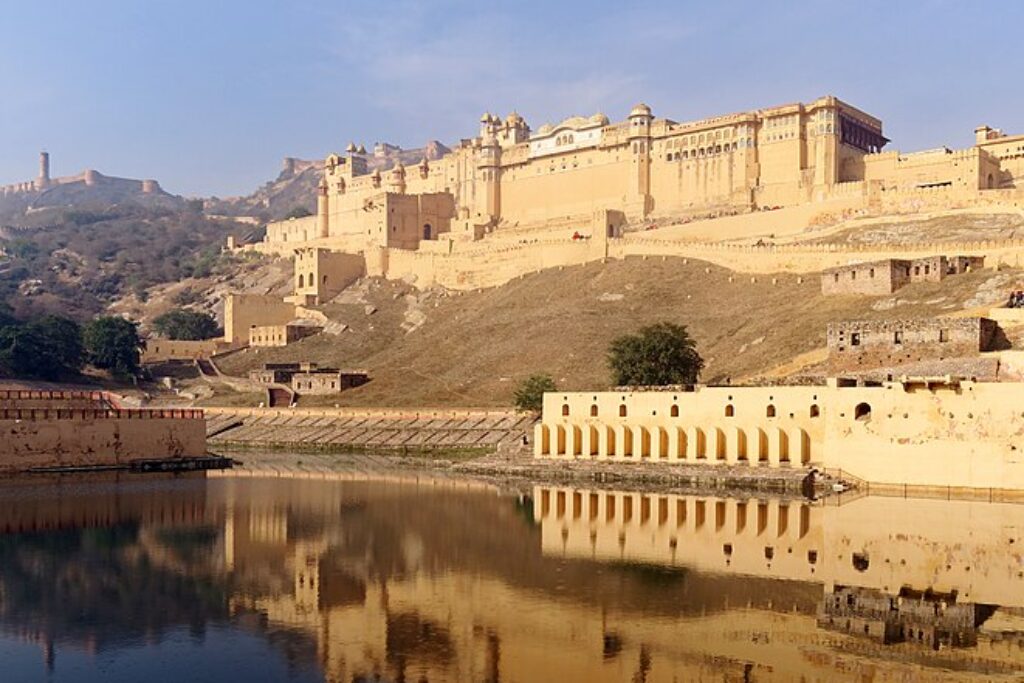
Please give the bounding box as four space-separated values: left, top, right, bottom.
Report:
1 472 1023 682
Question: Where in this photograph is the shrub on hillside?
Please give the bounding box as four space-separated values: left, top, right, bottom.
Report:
152 308 220 340
84 316 143 377
607 322 703 387
513 374 556 412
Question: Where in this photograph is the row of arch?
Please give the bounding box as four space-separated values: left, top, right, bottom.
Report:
663 141 744 162
538 424 813 465
565 403 821 419
538 489 813 541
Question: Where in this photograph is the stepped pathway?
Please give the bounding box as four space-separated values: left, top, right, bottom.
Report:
204 406 534 452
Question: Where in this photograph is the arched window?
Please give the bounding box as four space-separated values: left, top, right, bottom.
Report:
619 405 627 417
670 405 679 417
766 404 776 418
298 274 304 288
590 404 598 417
810 404 820 418
725 404 734 417
562 404 570 416
854 403 872 421
423 224 432 240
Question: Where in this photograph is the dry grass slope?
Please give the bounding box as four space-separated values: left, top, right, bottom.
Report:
214 256 1023 407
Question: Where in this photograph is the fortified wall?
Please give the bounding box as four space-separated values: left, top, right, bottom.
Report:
0 390 206 472
248 95 1024 291
0 152 163 199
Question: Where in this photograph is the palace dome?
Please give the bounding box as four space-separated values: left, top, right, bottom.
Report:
629 103 652 117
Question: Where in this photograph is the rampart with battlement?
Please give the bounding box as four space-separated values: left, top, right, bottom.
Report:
248 95 1024 293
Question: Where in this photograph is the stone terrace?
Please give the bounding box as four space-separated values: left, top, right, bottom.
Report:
205 407 534 451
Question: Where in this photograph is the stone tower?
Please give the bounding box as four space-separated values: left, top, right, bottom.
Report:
35 151 51 190
626 103 654 218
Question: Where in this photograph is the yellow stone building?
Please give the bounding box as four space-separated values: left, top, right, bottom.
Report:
251 95 1024 294
534 377 1024 492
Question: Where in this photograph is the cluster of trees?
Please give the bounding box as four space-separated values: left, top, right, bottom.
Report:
0 313 143 380
514 322 704 412
0 205 245 319
152 308 220 340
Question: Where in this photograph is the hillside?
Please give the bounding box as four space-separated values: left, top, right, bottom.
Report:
211 256 1024 407
0 205 255 319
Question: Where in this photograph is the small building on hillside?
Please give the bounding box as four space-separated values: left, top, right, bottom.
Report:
249 362 315 385
826 316 998 372
821 255 984 296
141 338 231 364
249 322 322 347
291 369 369 395
249 362 369 394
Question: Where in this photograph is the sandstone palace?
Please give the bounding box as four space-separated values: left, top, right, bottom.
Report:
248 95 1024 296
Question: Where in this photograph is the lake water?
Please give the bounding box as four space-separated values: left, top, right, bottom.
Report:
1 472 1023 682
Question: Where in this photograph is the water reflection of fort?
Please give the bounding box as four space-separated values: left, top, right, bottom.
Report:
2 474 1024 682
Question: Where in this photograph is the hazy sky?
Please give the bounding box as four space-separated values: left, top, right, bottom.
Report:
1 1 1022 197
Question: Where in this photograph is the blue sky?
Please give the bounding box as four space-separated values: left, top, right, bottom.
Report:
1 0 1022 197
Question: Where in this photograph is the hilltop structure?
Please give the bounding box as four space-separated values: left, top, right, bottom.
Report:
0 152 165 200
246 95 1024 294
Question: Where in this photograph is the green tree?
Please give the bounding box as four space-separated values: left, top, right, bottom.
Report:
0 315 83 380
152 308 220 340
513 373 556 412
607 322 704 387
84 316 142 377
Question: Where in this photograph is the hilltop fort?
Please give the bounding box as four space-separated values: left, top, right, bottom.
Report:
0 152 178 217
240 95 1023 296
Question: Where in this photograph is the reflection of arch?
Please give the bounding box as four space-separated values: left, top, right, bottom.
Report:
854 402 872 421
